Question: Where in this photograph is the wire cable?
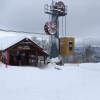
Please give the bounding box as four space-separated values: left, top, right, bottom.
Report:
0 28 45 35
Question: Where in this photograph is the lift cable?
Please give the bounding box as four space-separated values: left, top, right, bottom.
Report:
0 28 46 35
65 15 67 36
62 16 64 36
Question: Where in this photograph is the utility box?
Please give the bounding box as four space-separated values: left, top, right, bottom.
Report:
60 37 75 56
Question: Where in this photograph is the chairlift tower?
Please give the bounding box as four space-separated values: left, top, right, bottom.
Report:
44 1 67 58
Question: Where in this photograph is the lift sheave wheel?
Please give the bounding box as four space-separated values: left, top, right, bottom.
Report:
57 1 65 12
44 21 57 35
44 22 49 35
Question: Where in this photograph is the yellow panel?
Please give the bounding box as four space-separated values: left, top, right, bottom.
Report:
60 37 75 56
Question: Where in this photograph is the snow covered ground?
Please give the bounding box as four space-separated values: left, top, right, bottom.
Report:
0 63 100 100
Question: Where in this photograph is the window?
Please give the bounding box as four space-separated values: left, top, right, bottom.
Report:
69 41 73 50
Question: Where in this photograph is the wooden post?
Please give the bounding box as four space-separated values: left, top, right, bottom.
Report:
7 50 9 65
35 50 38 66
44 56 47 64
44 56 45 64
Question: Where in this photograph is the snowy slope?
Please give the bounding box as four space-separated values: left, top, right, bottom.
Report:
76 37 100 47
0 63 100 100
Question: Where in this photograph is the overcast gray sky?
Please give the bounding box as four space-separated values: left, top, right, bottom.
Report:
0 0 100 39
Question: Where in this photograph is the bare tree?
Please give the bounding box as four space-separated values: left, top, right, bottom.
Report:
82 45 95 63
31 36 50 54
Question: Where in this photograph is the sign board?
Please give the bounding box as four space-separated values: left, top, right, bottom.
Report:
18 46 30 50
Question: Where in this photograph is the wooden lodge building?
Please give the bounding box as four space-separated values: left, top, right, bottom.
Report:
0 36 49 66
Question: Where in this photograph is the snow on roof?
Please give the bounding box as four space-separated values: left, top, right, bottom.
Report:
0 36 27 50
0 31 49 55
0 35 48 55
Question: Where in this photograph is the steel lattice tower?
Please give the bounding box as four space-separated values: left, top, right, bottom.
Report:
44 1 67 58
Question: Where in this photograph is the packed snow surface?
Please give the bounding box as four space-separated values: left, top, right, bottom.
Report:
0 63 100 100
